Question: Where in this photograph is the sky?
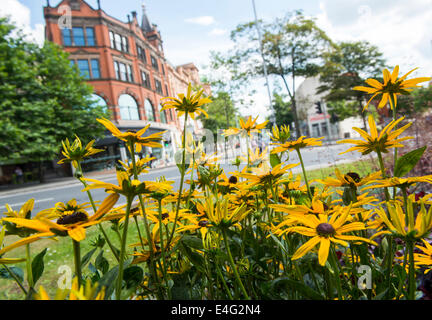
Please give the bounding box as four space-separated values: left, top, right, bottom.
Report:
1 0 432 119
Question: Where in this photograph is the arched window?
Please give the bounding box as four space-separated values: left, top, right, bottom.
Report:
118 94 140 120
159 104 167 123
145 99 155 122
89 94 108 111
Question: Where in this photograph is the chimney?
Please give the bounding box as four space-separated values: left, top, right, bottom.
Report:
97 0 101 10
132 11 137 19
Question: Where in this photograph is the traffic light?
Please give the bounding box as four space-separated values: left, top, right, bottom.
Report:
315 101 323 114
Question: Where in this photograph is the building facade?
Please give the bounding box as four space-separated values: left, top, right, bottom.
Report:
43 0 208 170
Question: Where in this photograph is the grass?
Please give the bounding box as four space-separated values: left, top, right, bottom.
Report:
0 158 377 300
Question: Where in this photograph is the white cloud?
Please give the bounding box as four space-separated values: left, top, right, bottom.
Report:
185 16 216 26
315 0 432 77
209 28 228 36
0 0 44 46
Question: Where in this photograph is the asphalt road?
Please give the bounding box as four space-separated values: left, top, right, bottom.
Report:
0 144 363 215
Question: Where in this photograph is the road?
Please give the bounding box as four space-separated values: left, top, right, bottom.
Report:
0 144 363 215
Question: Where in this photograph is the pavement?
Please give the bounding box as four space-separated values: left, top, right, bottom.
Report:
0 143 365 215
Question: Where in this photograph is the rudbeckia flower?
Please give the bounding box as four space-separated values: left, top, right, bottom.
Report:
271 136 324 154
34 277 105 300
223 116 268 137
362 176 432 191
57 136 104 169
161 83 212 120
414 239 432 272
237 162 299 188
337 115 413 155
353 66 431 110
284 206 376 266
271 124 291 144
374 200 432 240
3 194 119 242
118 156 155 177
239 147 269 167
317 168 382 188
198 197 251 229
97 118 165 153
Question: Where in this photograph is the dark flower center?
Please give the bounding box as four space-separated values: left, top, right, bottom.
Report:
198 220 209 228
345 172 361 183
161 213 169 220
127 130 137 133
316 223 335 236
57 211 88 225
228 176 238 184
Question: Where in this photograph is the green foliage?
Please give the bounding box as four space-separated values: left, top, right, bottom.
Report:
394 146 427 178
0 18 109 164
267 92 294 128
198 91 239 136
395 86 432 117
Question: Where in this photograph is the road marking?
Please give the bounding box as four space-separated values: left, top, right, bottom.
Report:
0 198 55 210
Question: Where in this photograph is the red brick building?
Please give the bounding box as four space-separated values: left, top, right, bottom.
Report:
43 0 207 169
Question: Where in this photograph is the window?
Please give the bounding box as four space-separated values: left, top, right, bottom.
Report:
62 28 72 46
137 45 147 63
141 71 151 89
144 99 155 122
162 65 165 75
86 27 95 46
90 94 108 112
121 36 129 52
118 94 140 120
91 59 100 78
114 61 133 82
151 56 159 71
109 31 115 48
73 27 85 46
159 104 167 123
114 33 122 50
165 84 169 96
63 27 95 46
77 59 90 79
127 65 134 83
155 80 163 95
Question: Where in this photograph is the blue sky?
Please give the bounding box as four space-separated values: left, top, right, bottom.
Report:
1 0 431 117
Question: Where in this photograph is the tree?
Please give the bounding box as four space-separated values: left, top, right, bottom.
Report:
395 86 432 118
266 92 294 129
212 11 334 138
317 41 386 130
0 18 109 182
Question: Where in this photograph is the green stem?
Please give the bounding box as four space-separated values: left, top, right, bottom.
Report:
407 240 416 300
3 263 28 296
115 196 133 300
166 111 189 248
296 148 312 200
72 240 82 287
376 149 391 202
221 228 250 300
25 244 33 289
216 262 234 300
157 199 170 299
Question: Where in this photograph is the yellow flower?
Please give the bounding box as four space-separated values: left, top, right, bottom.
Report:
3 194 119 242
161 83 212 119
237 162 299 187
337 115 413 155
97 118 165 153
270 195 332 217
271 136 324 154
118 156 155 177
374 200 432 240
198 197 250 229
285 206 376 266
0 224 45 264
34 277 105 300
57 136 104 169
353 66 431 110
317 168 382 188
223 116 268 137
271 124 291 144
363 176 432 191
239 147 268 167
414 239 432 271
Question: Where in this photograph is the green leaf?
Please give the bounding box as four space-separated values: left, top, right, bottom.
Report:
180 242 205 273
81 248 97 269
123 266 144 290
31 248 47 285
0 266 24 282
181 235 204 250
271 277 324 300
394 146 426 177
95 250 109 275
270 153 281 168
